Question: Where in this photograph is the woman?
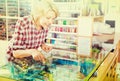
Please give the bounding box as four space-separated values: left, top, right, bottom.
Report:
7 0 59 64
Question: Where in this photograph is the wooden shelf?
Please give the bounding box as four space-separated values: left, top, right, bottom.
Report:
0 0 31 41
52 56 78 62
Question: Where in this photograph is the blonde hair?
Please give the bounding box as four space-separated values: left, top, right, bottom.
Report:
31 0 59 18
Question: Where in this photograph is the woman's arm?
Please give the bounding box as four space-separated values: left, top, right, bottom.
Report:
13 49 34 58
13 49 46 63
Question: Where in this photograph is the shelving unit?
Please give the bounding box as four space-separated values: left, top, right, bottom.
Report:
77 16 104 58
0 0 31 41
46 16 104 62
46 17 78 62
45 0 82 62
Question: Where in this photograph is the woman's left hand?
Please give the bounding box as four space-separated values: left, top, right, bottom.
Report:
41 44 52 53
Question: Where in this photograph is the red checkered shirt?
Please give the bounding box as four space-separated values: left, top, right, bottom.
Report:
7 16 48 61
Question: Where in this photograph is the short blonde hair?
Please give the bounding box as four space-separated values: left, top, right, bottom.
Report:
31 0 59 18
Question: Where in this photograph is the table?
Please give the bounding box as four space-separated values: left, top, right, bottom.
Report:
0 50 114 81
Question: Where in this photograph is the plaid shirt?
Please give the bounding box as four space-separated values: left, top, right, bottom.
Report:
7 16 48 61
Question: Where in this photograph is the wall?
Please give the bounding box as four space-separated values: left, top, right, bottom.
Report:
0 40 8 66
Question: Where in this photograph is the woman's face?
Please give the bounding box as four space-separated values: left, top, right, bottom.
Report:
39 10 56 30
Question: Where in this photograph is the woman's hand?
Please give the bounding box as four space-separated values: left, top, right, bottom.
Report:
31 49 46 63
41 44 52 53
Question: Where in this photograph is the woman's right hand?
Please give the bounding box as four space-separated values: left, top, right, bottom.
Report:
31 49 46 63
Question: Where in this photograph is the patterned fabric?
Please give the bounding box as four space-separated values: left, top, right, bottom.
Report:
7 16 48 61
